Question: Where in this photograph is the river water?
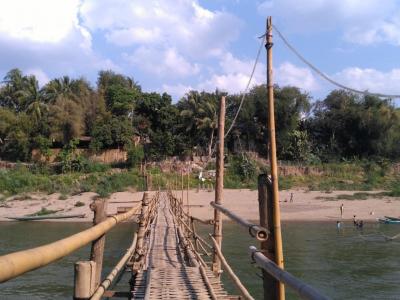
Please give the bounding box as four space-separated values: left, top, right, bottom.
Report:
0 221 399 299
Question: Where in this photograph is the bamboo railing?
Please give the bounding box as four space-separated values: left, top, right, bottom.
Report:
0 203 142 283
249 246 329 300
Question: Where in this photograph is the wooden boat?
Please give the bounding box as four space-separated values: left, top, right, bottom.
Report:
6 214 86 221
384 216 400 221
378 217 400 224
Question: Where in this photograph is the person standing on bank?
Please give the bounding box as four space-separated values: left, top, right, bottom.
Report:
340 203 344 218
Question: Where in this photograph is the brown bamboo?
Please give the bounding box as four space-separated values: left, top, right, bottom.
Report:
74 261 96 299
210 201 268 241
212 95 225 276
89 199 107 287
249 246 328 300
266 16 285 299
187 171 190 216
210 236 255 300
258 174 278 299
0 203 141 283
90 234 137 300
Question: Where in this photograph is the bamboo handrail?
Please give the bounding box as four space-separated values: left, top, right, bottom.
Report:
249 246 329 300
210 235 255 300
90 233 138 300
0 203 141 283
210 202 269 241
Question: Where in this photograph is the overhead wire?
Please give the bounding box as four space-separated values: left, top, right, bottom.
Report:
224 35 265 139
270 24 400 99
209 36 264 157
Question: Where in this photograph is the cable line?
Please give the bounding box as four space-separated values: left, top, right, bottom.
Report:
270 24 400 99
224 36 265 139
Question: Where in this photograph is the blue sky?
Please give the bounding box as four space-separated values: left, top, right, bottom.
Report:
0 0 399 101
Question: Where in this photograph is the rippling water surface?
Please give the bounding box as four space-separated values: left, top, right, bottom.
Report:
1 221 400 299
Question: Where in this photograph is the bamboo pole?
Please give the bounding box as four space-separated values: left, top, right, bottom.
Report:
266 16 285 299
90 234 138 300
249 246 328 300
181 171 184 208
187 171 190 216
210 201 268 241
0 204 141 283
74 261 96 299
212 95 225 277
133 193 149 270
89 199 108 287
258 174 278 299
210 236 255 300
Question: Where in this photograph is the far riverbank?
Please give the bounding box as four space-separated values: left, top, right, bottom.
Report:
0 189 399 222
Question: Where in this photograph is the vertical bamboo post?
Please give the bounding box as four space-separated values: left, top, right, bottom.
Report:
212 95 225 277
74 261 96 299
133 192 149 270
181 171 184 208
89 199 107 287
266 16 285 300
258 174 278 300
187 171 190 216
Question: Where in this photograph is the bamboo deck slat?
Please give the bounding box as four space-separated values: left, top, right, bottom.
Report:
131 196 235 300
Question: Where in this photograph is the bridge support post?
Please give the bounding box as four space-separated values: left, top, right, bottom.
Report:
89 199 107 288
74 261 96 299
212 95 225 277
133 192 149 270
265 16 285 300
258 174 280 300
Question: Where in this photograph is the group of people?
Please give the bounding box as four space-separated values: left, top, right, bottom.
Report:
337 204 363 229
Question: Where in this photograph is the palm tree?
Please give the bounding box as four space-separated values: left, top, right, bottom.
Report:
180 91 218 159
23 75 48 120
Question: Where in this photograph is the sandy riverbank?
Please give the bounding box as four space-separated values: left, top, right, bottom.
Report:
0 189 399 223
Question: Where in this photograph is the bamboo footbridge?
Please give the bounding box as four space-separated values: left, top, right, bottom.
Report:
0 17 329 300
0 188 328 300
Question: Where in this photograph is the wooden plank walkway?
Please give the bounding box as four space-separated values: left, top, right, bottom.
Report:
131 195 233 299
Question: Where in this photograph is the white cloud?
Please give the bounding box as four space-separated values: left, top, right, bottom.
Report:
275 62 319 91
80 0 241 81
344 15 400 46
123 47 200 78
162 83 194 99
106 27 161 46
333 67 400 95
257 0 400 46
25 68 50 87
162 54 319 99
0 0 81 43
80 0 241 56
0 0 119 82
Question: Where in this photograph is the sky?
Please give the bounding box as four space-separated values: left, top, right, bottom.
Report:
0 0 400 101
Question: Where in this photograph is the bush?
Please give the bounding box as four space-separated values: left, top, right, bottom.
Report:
228 154 257 181
74 201 85 207
126 144 144 168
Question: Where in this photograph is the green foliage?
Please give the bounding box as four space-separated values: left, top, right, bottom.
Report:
0 166 143 198
228 154 257 180
1 67 400 169
126 144 144 167
74 201 85 207
29 207 59 216
95 170 144 198
58 139 80 173
90 115 133 151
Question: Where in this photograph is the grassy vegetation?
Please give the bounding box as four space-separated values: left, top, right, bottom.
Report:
0 159 399 200
74 201 85 207
0 165 145 199
28 207 60 216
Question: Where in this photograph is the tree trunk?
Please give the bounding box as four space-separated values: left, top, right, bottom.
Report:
207 128 215 160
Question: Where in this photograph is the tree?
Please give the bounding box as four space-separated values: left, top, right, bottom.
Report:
308 90 400 160
178 91 218 158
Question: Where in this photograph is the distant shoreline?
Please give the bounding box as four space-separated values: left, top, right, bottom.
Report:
0 189 399 223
